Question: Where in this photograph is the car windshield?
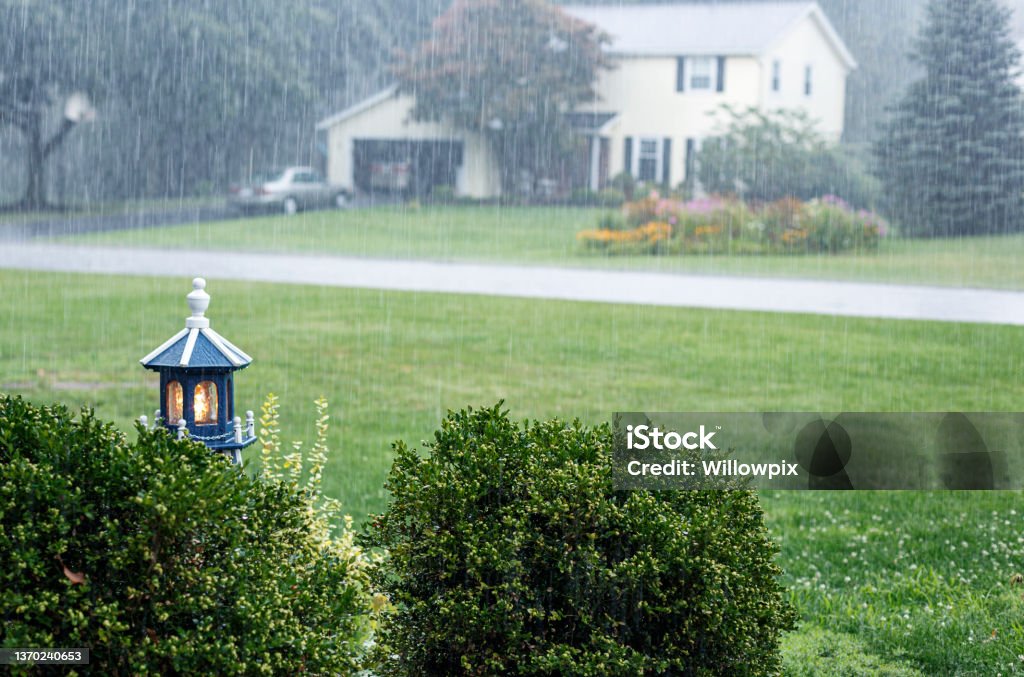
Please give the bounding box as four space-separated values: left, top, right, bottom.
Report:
249 169 286 184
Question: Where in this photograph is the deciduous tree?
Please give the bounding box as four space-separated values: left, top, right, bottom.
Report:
395 0 610 196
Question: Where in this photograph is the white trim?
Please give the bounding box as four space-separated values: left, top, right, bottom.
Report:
315 85 400 130
140 328 188 365
764 4 857 71
210 329 253 364
686 56 718 92
633 137 663 183
179 328 199 366
596 115 620 136
610 49 758 58
201 328 246 367
808 5 858 70
589 136 601 192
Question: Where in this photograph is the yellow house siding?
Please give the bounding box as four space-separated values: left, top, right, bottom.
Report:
593 55 762 185
761 14 851 139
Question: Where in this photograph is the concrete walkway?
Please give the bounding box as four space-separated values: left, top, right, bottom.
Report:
2 242 1023 326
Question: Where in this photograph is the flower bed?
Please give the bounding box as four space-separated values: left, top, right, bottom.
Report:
578 193 888 256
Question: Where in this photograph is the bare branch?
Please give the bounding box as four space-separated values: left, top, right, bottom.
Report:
43 118 76 157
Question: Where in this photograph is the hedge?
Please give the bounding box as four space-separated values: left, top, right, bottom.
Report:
365 404 796 676
0 394 373 675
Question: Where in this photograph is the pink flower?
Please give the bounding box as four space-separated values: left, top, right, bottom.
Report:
820 194 851 211
683 196 727 215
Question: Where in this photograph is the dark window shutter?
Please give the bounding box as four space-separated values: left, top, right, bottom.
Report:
716 57 726 92
676 57 686 92
624 137 633 176
662 138 672 185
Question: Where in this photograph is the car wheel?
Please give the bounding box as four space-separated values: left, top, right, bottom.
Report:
334 192 349 209
282 197 299 215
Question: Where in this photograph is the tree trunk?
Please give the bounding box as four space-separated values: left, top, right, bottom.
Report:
16 114 77 210
22 112 47 210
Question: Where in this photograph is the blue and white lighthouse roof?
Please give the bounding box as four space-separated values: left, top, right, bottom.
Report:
140 278 252 370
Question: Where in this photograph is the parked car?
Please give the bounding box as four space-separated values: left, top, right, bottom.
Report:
228 166 350 215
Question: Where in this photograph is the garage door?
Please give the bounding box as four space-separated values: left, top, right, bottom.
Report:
353 139 464 196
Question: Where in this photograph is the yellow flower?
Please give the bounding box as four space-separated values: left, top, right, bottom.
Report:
781 228 808 244
694 224 723 237
577 221 671 246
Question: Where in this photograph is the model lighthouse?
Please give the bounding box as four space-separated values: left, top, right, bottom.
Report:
140 278 256 464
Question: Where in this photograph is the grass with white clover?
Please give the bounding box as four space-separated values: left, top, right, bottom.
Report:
2 268 1023 674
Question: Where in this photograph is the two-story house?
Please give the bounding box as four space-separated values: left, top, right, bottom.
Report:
316 1 856 199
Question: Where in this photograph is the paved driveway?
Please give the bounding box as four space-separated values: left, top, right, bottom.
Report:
2 243 1022 326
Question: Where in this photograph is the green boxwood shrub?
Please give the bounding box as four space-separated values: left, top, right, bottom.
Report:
0 395 374 675
365 404 796 676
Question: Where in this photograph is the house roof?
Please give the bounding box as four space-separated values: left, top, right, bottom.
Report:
140 278 252 371
565 111 619 134
562 2 856 69
316 85 399 131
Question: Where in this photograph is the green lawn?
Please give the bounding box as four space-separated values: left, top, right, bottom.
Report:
2 269 1023 673
66 204 1024 290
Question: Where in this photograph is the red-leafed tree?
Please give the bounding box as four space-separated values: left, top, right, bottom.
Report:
394 0 610 197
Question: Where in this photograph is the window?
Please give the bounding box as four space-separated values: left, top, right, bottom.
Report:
194 381 219 425
637 138 660 182
689 57 714 91
166 381 183 424
772 60 781 92
804 65 813 96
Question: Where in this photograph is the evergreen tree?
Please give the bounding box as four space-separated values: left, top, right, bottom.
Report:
876 0 1024 237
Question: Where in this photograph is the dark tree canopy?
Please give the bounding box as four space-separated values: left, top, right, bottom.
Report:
394 0 610 196
0 1 104 207
875 0 1024 237
0 0 405 206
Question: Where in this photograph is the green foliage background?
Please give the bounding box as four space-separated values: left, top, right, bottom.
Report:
697 106 880 208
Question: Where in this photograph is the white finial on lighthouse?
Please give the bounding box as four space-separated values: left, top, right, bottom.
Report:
185 277 211 328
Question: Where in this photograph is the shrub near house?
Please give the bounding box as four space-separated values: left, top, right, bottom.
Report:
578 194 887 256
